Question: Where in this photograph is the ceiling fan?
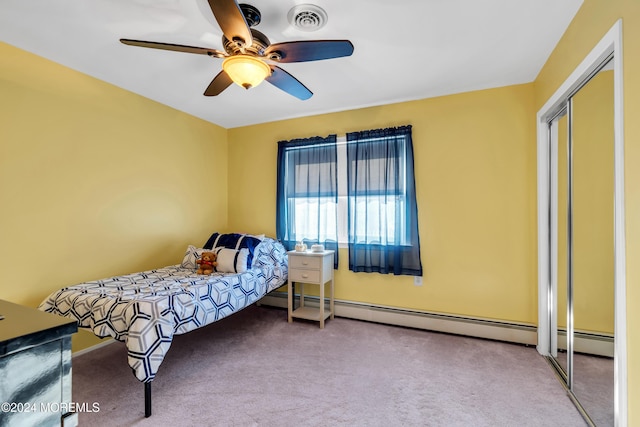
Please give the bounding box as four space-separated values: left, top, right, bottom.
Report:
120 0 354 100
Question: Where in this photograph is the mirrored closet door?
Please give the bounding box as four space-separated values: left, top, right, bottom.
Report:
547 57 614 427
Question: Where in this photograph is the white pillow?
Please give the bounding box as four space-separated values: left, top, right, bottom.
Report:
214 247 249 273
181 245 206 269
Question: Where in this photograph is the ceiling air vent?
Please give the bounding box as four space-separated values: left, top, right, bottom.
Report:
287 4 328 32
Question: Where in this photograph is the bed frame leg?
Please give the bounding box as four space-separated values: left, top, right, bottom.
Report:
144 382 152 418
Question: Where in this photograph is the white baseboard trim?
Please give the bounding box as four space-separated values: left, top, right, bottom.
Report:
261 292 538 346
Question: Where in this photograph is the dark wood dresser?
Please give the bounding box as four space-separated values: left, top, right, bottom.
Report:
0 299 77 427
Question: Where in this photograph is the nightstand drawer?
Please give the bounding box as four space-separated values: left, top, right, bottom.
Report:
289 268 321 283
289 255 322 270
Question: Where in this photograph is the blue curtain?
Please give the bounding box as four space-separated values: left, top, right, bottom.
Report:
346 125 422 276
276 135 339 268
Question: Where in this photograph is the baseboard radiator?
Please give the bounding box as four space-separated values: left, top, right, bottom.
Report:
260 292 538 346
73 293 613 358
556 330 614 358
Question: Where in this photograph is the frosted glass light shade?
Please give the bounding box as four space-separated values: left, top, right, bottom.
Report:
222 55 271 89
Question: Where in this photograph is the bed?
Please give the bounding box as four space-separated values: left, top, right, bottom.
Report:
38 233 288 417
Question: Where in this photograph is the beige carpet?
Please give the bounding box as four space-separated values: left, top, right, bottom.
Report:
71 305 586 426
573 353 614 426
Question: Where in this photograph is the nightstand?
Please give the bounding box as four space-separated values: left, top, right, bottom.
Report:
287 250 335 328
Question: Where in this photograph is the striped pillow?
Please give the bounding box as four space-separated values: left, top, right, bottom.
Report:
213 247 249 273
203 233 261 269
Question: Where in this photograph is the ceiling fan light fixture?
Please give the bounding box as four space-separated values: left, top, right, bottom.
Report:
222 55 271 90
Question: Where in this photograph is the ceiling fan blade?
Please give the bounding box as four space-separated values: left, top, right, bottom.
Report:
204 70 233 96
207 0 252 47
120 39 225 58
264 40 354 63
265 66 313 100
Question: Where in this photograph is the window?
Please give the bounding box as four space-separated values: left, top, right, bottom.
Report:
276 135 339 268
346 134 408 245
277 126 422 276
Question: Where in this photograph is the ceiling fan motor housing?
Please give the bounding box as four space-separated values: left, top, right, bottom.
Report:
222 28 270 56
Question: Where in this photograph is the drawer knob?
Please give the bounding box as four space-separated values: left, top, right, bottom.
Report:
302 274 309 279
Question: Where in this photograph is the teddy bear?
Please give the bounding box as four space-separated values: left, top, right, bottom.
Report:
196 251 217 275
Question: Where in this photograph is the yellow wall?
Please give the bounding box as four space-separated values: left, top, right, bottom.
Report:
0 42 229 350
228 84 538 324
534 0 640 423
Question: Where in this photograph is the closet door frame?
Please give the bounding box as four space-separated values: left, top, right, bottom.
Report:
536 19 626 425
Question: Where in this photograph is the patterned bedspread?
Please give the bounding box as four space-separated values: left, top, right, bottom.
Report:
39 237 287 383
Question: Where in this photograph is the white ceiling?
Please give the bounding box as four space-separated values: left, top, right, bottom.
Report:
0 0 583 129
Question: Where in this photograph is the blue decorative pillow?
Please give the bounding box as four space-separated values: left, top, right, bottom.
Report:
203 233 262 269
